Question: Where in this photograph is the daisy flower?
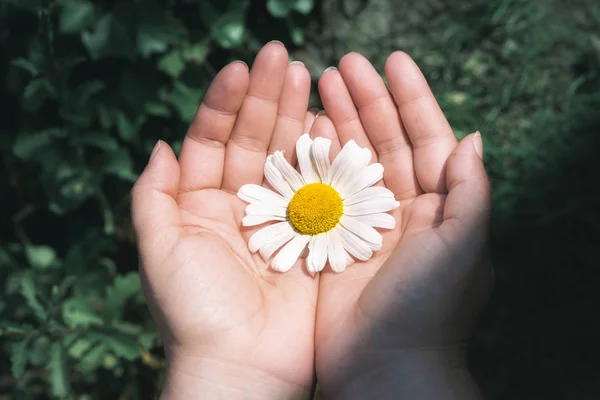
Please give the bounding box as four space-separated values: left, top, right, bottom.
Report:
237 134 400 274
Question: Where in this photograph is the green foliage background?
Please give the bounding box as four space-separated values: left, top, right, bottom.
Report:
1 0 600 398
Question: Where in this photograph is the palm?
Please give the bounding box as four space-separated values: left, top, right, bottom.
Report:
153 189 317 384
132 43 318 392
309 52 492 386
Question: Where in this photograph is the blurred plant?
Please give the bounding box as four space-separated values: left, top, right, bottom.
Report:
2 0 600 398
0 0 314 398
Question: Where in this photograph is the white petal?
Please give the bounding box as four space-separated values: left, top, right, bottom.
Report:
330 140 367 188
343 186 395 205
246 203 287 218
307 234 328 274
296 134 319 183
344 197 401 216
326 229 347 273
337 226 373 261
311 137 332 183
340 215 383 246
271 234 310 272
339 163 384 199
238 184 288 208
264 156 294 199
272 151 305 191
242 215 287 226
248 221 292 252
259 225 297 260
353 213 397 229
344 249 355 267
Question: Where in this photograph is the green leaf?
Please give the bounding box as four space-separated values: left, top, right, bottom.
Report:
23 78 56 102
268 0 314 17
59 175 96 202
159 81 205 122
71 80 105 106
12 128 67 160
267 0 293 17
73 132 119 151
103 273 141 321
20 277 47 321
103 147 138 182
48 342 71 398
52 276 77 300
29 336 51 366
293 0 314 14
79 342 106 371
144 101 171 117
115 111 137 141
100 333 141 361
10 338 30 379
182 41 210 64
68 337 94 358
62 298 103 328
11 58 39 76
137 25 183 59
290 24 304 45
201 1 249 49
81 15 135 60
25 245 57 269
59 0 96 34
136 6 185 58
158 50 185 77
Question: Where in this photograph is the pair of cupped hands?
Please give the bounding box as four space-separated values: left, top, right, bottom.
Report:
131 41 493 399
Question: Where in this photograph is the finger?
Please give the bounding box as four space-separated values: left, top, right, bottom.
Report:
309 113 342 161
385 51 458 193
267 61 312 164
439 132 491 244
178 61 249 192
304 109 319 133
131 141 183 267
319 67 376 161
222 41 289 193
338 52 420 200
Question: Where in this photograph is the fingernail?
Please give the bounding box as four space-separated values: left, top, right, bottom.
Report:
269 40 285 47
289 60 305 66
230 60 248 70
316 110 327 118
149 140 162 162
473 131 483 159
309 108 320 114
323 66 337 74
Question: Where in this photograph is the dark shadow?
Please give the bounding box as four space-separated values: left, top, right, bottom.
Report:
470 76 600 398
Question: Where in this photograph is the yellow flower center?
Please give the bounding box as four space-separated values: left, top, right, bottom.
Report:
288 183 343 235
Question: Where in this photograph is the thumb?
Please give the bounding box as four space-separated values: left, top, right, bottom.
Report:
440 132 492 244
131 140 182 266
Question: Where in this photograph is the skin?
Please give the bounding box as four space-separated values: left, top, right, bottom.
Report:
131 42 493 399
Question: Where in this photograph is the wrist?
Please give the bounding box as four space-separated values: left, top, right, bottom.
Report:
161 351 312 400
319 347 483 400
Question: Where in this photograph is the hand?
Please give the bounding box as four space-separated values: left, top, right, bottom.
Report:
131 42 318 399
311 53 493 399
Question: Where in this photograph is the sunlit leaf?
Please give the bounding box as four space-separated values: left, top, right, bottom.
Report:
48 342 71 397
144 101 171 117
25 245 57 269
158 50 185 77
62 298 103 327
